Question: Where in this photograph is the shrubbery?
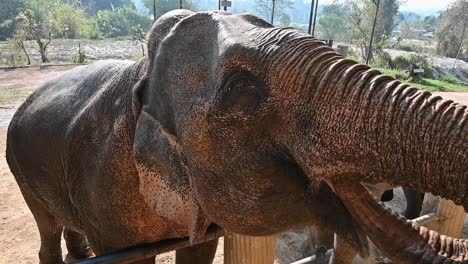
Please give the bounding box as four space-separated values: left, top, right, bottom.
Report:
95 6 152 38
373 53 435 80
392 42 422 53
54 3 92 39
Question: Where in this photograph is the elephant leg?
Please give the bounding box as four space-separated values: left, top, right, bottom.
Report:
23 194 64 264
63 228 94 261
175 239 219 264
403 188 424 219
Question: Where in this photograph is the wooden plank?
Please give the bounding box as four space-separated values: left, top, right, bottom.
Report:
420 193 465 238
224 233 276 264
435 198 465 237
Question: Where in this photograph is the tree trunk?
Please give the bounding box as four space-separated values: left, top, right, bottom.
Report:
17 40 31 65
452 16 467 70
36 33 51 63
37 40 49 63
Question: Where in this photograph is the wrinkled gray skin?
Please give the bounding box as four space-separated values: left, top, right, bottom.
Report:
6 10 468 264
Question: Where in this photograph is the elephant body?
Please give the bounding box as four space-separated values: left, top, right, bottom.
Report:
7 10 468 264
7 60 219 262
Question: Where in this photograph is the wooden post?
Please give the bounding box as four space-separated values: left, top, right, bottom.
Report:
421 194 465 238
436 198 465 237
224 233 276 264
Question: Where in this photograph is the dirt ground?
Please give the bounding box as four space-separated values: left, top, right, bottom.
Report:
0 65 467 264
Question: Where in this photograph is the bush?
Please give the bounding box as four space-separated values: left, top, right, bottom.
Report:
55 3 92 38
95 6 152 38
72 44 86 64
372 51 394 69
5 39 31 66
393 43 421 53
391 54 434 79
441 74 461 85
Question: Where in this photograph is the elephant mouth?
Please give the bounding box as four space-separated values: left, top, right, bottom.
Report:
327 178 468 263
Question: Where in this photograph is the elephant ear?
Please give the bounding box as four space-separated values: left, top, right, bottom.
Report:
133 10 213 244
133 9 195 116
146 9 195 75
133 113 212 244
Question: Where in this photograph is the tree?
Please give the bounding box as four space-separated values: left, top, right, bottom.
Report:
95 6 152 38
55 2 92 39
15 0 90 63
316 2 353 41
254 0 293 25
279 14 291 27
141 0 199 19
16 0 59 63
347 0 402 62
80 0 136 16
0 0 26 40
423 15 438 32
12 27 31 65
377 0 400 40
436 0 468 60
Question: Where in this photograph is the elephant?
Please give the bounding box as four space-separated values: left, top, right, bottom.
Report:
309 186 426 263
6 10 468 264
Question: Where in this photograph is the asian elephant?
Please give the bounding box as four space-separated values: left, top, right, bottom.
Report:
6 10 468 264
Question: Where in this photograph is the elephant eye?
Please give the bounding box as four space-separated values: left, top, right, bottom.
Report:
217 71 266 115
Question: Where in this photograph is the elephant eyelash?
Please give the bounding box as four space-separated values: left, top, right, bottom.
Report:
214 70 267 115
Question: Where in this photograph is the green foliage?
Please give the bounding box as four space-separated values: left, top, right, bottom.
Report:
436 27 460 58
80 0 136 16
5 38 30 66
378 0 400 39
378 68 468 92
14 0 68 62
413 78 468 92
316 2 353 41
346 0 402 61
131 24 147 43
12 0 92 64
142 0 199 19
436 0 468 59
55 2 92 38
440 74 462 85
95 6 152 38
372 51 394 69
279 14 291 27
392 54 434 79
71 42 86 63
423 15 437 32
0 0 26 41
392 42 421 52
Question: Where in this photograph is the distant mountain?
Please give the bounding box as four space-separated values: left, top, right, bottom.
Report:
400 8 441 17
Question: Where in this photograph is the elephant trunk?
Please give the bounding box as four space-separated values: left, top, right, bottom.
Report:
349 73 468 208
330 178 468 263
282 45 468 209
261 32 468 263
314 60 468 262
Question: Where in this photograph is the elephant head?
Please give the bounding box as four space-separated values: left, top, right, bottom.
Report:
133 10 468 263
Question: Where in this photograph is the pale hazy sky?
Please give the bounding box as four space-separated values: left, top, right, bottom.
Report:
314 0 457 13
